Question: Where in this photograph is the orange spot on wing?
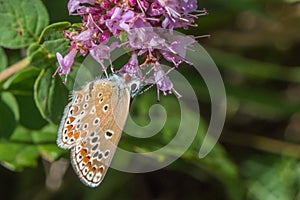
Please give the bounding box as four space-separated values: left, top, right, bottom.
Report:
74 131 80 139
66 125 73 131
86 162 92 168
69 117 75 123
67 131 73 137
80 149 87 157
82 156 90 163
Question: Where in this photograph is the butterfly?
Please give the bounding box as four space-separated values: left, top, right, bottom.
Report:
57 72 142 187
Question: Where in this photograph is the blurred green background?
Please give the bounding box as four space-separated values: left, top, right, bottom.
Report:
1 0 300 199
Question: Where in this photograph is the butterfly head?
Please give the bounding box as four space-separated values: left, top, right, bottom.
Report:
115 72 144 98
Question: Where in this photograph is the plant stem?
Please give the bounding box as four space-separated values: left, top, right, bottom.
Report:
0 58 29 82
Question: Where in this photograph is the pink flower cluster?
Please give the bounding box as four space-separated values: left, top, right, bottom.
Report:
54 0 208 100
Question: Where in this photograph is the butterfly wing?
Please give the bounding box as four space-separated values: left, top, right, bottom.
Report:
57 81 104 149
70 79 131 187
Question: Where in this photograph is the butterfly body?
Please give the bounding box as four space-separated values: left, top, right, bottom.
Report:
57 73 142 187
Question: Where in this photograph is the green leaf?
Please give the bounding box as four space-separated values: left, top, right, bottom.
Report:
3 67 40 95
0 142 41 171
0 125 64 171
0 142 39 171
26 43 40 58
9 126 33 143
10 125 65 162
38 22 71 43
10 125 56 143
28 22 70 68
34 67 69 124
1 92 19 121
0 0 49 49
15 94 48 130
0 127 39 171
31 124 57 143
0 96 17 139
0 47 7 72
32 125 66 161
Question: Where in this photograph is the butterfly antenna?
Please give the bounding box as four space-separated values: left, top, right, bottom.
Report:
138 82 155 95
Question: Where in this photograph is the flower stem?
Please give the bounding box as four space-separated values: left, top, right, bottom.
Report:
0 58 29 82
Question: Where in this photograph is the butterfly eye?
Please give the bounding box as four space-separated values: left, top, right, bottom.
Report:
130 81 142 97
131 83 137 92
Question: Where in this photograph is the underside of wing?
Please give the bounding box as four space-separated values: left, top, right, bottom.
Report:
70 80 131 187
